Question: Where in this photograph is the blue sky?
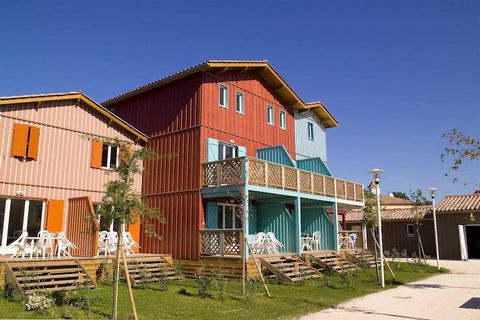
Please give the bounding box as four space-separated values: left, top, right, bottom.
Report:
1 0 479 200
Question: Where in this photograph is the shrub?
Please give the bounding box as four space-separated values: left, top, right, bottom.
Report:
96 261 113 285
194 267 212 298
3 273 20 301
25 292 54 311
339 270 355 288
246 277 261 303
63 281 97 315
212 267 228 300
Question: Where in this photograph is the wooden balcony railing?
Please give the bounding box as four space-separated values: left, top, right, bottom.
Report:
202 157 364 203
338 231 363 249
199 229 243 256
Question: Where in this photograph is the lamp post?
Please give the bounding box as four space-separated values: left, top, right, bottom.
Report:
369 168 385 288
428 187 440 270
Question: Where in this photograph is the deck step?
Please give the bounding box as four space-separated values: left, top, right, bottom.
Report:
345 249 377 268
4 259 95 294
259 254 322 284
303 251 358 273
126 256 180 286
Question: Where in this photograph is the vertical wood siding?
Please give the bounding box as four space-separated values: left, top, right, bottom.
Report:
0 100 142 233
67 197 98 257
437 213 480 260
301 208 335 250
200 71 296 160
294 110 327 162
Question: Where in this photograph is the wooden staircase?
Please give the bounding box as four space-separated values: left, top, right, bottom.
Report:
4 259 95 294
126 255 179 286
303 251 357 274
345 249 377 268
259 254 322 284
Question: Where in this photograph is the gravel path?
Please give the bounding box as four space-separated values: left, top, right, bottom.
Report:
300 259 480 320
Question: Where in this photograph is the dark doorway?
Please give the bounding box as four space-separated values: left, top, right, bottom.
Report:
466 225 480 259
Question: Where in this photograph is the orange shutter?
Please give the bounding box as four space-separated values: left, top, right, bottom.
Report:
129 212 141 253
46 200 64 232
27 126 40 159
11 123 29 157
90 140 103 168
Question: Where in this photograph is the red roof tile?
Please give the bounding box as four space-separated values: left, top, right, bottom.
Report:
437 194 480 212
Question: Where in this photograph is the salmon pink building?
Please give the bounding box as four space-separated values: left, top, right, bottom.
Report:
0 92 146 256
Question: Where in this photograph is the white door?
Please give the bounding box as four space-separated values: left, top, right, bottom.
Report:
458 225 468 261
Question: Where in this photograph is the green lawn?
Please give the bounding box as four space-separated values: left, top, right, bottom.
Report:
0 263 446 320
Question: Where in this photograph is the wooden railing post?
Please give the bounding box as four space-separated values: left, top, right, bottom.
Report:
322 176 325 196
217 162 222 186
264 162 269 187
281 167 285 189
310 172 314 194
220 232 225 257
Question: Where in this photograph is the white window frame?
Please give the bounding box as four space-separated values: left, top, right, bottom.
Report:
218 203 242 229
218 142 238 160
279 110 286 130
307 122 314 141
406 224 415 237
219 84 228 108
267 105 274 126
101 145 119 170
235 91 244 114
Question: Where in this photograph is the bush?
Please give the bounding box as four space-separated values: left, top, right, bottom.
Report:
3 273 20 301
212 267 228 300
194 267 212 298
25 292 54 311
63 281 97 315
96 261 113 285
246 277 261 303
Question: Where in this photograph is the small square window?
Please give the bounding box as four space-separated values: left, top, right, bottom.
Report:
235 91 244 114
101 144 119 169
219 84 228 108
267 105 274 125
279 110 286 130
307 122 314 140
406 224 415 237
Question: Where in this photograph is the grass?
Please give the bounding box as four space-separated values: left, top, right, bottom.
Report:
0 263 446 320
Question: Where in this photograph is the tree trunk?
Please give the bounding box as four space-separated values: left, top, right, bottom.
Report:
370 228 379 281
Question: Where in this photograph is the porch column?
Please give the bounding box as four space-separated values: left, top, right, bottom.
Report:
362 224 368 249
333 202 339 253
294 197 302 254
243 187 249 259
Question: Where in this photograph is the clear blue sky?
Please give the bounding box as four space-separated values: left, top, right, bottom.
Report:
1 0 479 201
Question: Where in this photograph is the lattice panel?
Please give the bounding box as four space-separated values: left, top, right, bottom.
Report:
299 171 312 193
284 167 298 190
346 182 355 200
336 180 346 199
267 163 283 188
202 163 219 186
223 231 241 255
221 158 243 184
248 159 266 185
354 184 364 202
312 174 324 195
200 231 220 255
325 177 335 196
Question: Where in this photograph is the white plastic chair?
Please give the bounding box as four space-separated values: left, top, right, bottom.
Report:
310 231 321 251
122 231 140 255
35 231 55 258
56 232 78 257
97 231 113 256
8 232 34 259
253 232 267 254
348 233 357 249
266 232 284 254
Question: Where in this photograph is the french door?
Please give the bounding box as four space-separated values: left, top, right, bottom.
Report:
0 198 45 253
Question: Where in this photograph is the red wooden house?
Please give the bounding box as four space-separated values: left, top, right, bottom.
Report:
103 60 364 273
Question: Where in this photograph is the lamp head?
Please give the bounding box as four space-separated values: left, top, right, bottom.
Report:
369 168 384 184
427 187 437 199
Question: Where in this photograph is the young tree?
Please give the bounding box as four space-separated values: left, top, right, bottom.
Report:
441 129 480 183
409 189 430 262
92 137 165 320
362 189 379 277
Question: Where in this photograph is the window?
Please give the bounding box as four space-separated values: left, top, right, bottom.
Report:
235 91 244 114
307 122 314 141
267 105 274 125
406 224 415 237
279 110 286 130
219 84 228 108
101 144 119 169
10 123 40 160
217 204 242 229
218 142 238 160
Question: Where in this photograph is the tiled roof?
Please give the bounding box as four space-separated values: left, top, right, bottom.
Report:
345 205 432 222
437 194 480 212
378 194 413 206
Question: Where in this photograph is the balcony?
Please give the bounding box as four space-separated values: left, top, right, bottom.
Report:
199 229 243 256
201 157 364 203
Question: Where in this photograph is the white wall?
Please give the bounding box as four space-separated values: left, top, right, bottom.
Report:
294 110 327 162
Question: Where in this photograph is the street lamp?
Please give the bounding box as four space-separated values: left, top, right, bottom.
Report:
428 187 440 270
369 168 385 288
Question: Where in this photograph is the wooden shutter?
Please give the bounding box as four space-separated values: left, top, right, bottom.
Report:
90 140 103 168
46 199 64 232
27 126 40 159
11 123 29 157
129 210 141 253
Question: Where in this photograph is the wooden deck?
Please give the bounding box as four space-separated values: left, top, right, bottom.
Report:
259 254 322 284
303 251 357 273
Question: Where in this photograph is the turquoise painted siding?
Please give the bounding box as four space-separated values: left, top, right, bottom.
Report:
256 145 295 167
205 202 219 229
297 158 332 176
294 111 327 162
255 203 295 252
238 146 246 157
206 138 219 162
248 205 258 235
301 207 335 250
